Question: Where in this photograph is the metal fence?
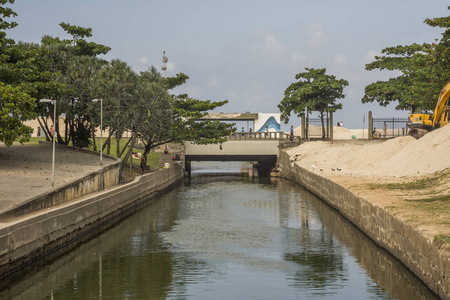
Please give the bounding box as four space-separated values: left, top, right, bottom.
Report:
372 118 409 139
307 117 330 139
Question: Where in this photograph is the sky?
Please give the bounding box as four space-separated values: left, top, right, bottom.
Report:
5 0 449 129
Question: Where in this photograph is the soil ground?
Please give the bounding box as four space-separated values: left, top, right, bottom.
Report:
0 143 116 215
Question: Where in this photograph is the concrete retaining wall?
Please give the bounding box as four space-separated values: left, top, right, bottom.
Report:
0 143 122 221
279 151 449 300
0 164 184 279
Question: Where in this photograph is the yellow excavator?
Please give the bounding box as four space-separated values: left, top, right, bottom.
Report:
408 81 450 138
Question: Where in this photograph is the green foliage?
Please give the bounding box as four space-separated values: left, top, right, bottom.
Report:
0 0 17 46
165 72 189 90
433 234 450 246
368 168 450 190
0 13 229 154
59 22 111 56
0 83 37 146
170 93 231 146
363 7 450 113
279 68 348 124
135 67 173 153
362 44 436 112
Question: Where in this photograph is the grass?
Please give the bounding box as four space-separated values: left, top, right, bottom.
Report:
433 234 450 246
21 137 161 169
366 168 450 230
404 195 450 203
368 168 450 191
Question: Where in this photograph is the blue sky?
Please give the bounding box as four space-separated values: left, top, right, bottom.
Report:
5 0 449 129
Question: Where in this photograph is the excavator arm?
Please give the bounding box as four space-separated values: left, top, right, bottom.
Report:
432 81 450 127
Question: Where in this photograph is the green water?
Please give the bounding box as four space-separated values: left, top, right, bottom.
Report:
1 162 438 300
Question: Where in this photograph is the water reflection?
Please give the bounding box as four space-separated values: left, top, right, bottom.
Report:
0 162 438 300
276 179 437 300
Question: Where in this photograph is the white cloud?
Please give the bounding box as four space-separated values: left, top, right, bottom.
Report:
250 79 259 88
252 28 285 58
333 54 348 66
208 77 219 87
305 22 326 47
361 49 381 65
185 85 201 98
166 61 176 72
290 53 307 66
137 56 149 64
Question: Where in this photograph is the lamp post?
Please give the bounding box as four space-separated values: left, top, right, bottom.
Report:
40 99 56 187
92 99 103 166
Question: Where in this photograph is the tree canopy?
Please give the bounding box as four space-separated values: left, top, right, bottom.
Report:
362 6 450 113
278 68 348 137
0 1 231 152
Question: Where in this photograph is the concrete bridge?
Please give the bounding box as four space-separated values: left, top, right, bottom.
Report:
184 132 301 176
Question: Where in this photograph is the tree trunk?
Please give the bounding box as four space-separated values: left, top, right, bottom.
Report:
122 135 137 167
107 129 111 155
116 131 121 158
320 111 325 140
119 134 135 158
92 123 97 152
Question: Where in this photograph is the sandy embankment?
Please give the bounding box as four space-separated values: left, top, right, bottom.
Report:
285 124 450 242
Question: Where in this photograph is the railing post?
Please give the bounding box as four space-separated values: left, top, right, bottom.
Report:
301 113 306 139
330 112 333 143
368 111 373 140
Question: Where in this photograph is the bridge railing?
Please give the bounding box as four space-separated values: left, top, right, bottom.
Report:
228 132 301 142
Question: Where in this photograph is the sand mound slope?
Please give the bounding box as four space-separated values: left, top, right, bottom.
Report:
287 124 450 177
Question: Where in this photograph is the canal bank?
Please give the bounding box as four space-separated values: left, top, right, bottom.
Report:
278 150 449 300
0 146 184 279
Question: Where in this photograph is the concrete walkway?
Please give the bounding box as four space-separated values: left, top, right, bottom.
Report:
0 143 117 217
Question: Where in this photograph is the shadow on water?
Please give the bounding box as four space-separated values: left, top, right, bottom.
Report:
0 161 438 300
0 191 182 299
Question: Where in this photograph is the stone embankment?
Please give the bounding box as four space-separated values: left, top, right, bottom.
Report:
279 150 449 300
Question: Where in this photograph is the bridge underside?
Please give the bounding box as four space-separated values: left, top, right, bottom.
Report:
185 154 277 161
184 155 277 177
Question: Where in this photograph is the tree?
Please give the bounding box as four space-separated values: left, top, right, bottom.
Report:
278 68 348 139
362 7 450 113
90 59 137 157
34 22 110 146
362 44 435 112
0 1 63 146
0 83 37 146
133 71 232 156
0 0 17 47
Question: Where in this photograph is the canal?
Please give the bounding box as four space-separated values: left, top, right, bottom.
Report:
1 162 438 300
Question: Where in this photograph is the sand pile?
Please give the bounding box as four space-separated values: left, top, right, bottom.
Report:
286 124 450 177
293 125 368 140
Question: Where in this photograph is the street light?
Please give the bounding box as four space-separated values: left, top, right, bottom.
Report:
92 99 103 166
40 99 56 188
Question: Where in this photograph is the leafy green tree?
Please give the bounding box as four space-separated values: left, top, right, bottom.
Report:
133 71 232 156
133 67 173 157
62 55 107 147
362 44 434 112
278 68 348 138
0 0 17 47
423 6 450 95
362 7 450 113
33 23 110 146
58 22 111 56
0 1 64 145
0 83 37 146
